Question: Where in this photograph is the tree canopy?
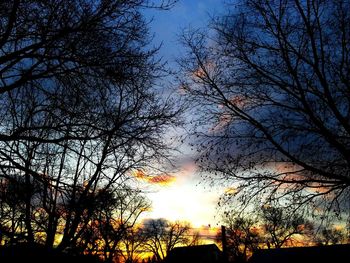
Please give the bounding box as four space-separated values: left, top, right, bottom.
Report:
0 0 180 253
179 0 350 216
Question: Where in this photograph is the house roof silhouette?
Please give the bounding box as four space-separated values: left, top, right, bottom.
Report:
249 244 350 263
164 244 223 263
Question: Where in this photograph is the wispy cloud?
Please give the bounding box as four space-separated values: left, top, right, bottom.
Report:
132 170 176 186
148 174 177 186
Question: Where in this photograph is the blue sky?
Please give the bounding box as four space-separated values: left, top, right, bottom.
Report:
144 0 225 66
139 0 350 234
140 1 227 227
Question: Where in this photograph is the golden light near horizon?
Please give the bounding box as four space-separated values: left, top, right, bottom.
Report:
133 162 220 228
144 182 219 228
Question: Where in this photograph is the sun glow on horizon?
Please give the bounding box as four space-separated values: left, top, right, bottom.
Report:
131 159 223 228
141 170 220 228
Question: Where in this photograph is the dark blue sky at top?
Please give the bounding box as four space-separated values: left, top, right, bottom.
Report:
140 1 228 226
144 0 225 67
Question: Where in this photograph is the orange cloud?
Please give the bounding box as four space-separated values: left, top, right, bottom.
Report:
132 169 176 186
269 162 308 184
148 174 177 186
131 161 197 187
274 162 302 174
268 162 337 196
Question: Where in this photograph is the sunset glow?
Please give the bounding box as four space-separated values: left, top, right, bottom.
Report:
138 161 220 227
132 169 177 186
1 1 349 263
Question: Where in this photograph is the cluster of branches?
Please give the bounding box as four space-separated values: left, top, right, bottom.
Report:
179 0 350 217
97 218 197 263
218 203 349 263
139 218 200 262
0 182 151 262
0 0 180 257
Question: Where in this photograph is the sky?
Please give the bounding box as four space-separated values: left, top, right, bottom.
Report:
144 0 224 65
140 0 350 235
139 0 227 228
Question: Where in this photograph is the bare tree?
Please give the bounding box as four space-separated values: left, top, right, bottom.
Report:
118 227 148 263
0 176 30 244
219 204 313 261
259 205 311 248
218 213 262 262
142 219 192 262
0 0 177 96
0 0 181 254
179 0 350 216
315 224 347 246
76 187 151 262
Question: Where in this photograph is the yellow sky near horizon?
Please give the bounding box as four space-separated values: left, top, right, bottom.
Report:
133 161 222 228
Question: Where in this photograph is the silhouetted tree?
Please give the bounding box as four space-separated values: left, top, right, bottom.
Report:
315 224 347 245
0 0 177 95
118 227 148 263
218 213 262 262
219 203 314 261
179 0 350 216
0 176 30 244
0 0 180 254
188 230 203 246
76 188 151 262
260 205 311 248
142 219 192 262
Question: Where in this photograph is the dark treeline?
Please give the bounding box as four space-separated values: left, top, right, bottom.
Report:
217 203 349 263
